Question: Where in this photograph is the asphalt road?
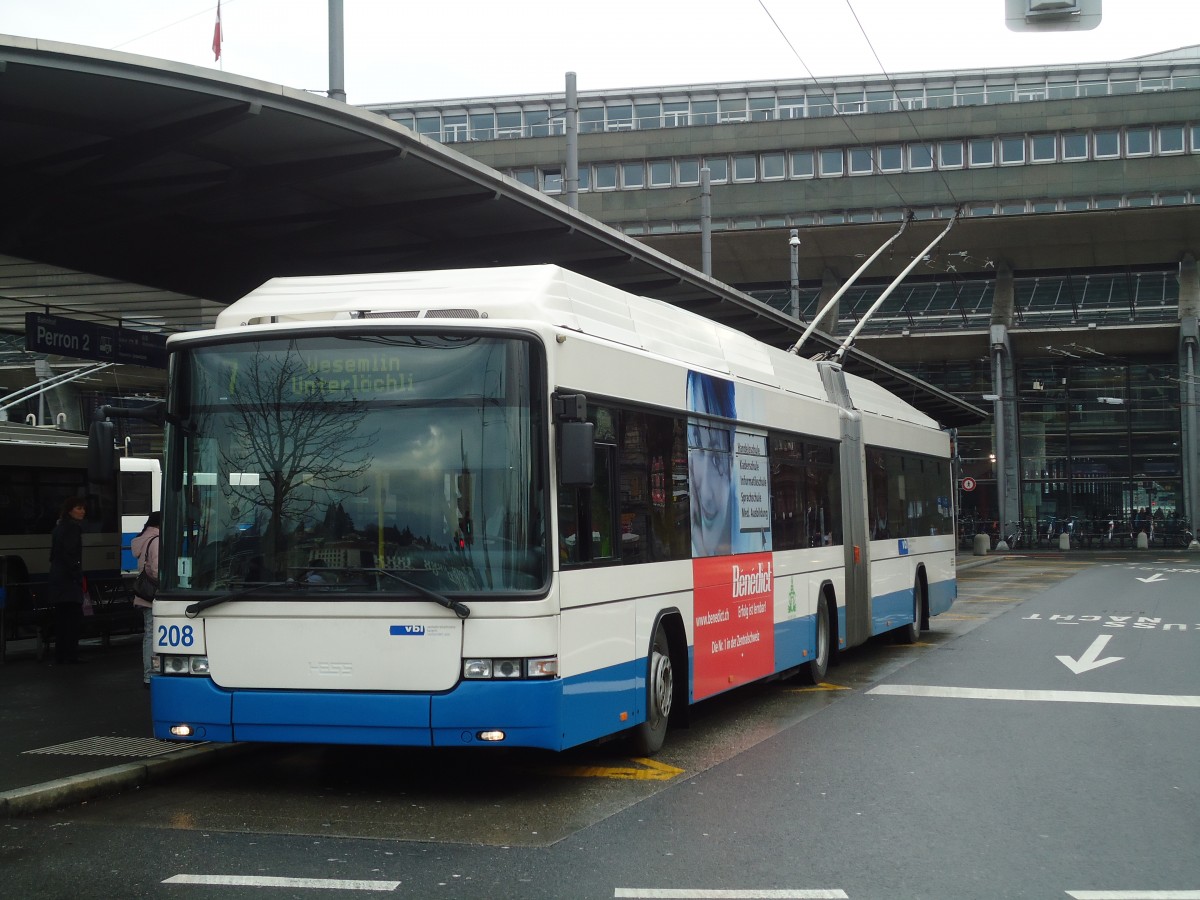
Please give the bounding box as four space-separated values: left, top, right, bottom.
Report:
4 553 1198 899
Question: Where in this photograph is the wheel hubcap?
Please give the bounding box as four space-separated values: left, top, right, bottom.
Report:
650 650 673 721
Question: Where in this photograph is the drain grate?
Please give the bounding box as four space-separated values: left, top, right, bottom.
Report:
23 736 199 758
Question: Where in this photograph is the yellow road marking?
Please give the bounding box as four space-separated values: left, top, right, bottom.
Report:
547 756 684 781
787 682 852 693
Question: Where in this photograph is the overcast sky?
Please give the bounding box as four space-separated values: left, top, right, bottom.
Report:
2 1 1197 105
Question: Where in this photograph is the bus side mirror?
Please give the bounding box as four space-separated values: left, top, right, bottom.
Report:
559 421 595 487
88 419 116 484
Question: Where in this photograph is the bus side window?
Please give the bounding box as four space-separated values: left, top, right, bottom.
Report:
558 478 582 565
590 445 617 560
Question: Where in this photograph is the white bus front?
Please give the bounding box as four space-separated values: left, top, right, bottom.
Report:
152 330 561 748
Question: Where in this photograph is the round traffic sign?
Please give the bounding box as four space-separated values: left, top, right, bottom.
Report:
961 476 977 492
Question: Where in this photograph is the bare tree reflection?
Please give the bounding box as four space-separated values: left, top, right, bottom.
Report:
220 347 377 580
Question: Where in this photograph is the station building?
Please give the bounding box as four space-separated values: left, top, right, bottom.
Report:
366 46 1200 548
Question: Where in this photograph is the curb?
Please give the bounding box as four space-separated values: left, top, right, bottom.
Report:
0 742 254 818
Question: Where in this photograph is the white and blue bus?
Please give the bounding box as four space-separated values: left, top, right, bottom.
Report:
119 455 162 573
0 424 121 611
141 265 955 753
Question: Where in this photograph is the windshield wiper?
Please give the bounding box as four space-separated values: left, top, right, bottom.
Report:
184 580 296 618
359 568 471 619
183 570 471 620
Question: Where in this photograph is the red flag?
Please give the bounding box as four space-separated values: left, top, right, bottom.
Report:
212 1 223 61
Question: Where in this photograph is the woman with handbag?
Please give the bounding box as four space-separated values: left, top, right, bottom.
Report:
131 511 161 687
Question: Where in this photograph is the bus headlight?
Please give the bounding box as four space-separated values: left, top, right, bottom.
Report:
161 655 210 676
462 656 557 680
463 658 492 679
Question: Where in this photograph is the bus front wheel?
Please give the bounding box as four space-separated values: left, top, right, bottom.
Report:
630 624 673 756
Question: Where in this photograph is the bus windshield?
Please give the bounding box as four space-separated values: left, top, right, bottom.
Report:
169 333 546 596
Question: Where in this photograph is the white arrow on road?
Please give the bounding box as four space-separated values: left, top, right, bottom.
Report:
1136 572 1167 583
1056 634 1124 674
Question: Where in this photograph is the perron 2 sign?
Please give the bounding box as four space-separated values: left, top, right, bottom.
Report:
25 312 167 369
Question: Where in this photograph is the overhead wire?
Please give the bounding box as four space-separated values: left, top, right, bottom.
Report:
755 0 965 215
841 0 963 210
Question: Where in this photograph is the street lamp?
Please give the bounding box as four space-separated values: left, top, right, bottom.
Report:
788 231 800 319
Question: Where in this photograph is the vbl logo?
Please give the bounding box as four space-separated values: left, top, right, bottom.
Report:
390 625 426 636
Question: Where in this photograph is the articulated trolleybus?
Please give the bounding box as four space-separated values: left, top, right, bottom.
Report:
140 265 955 753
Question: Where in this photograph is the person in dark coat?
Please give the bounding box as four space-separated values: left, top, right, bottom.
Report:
49 496 87 664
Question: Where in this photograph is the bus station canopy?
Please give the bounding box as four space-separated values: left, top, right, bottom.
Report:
0 35 984 427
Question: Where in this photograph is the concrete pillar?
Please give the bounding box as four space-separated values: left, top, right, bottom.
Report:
990 262 1020 540
991 260 1016 328
1179 254 1199 533
817 268 841 335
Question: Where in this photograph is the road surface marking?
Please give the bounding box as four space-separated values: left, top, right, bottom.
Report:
1057 634 1124 674
615 891 848 899
869 684 1200 708
548 757 684 781
1067 891 1200 899
163 875 399 891
787 682 852 693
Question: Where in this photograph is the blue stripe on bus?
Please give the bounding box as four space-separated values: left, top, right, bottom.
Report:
151 663 641 752
774 613 819 671
872 586 917 635
121 531 139 573
871 575 956 635
928 577 955 616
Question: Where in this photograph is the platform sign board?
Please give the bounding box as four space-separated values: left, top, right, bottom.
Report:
25 312 167 369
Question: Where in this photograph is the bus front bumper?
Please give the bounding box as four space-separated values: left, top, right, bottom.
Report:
150 676 566 750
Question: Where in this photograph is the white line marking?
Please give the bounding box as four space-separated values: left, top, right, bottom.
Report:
868 684 1200 708
614 891 848 899
162 874 399 891
1067 891 1200 899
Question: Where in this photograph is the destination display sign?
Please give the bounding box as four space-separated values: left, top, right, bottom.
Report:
25 312 167 369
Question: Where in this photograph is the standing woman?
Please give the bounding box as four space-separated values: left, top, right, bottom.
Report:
131 511 161 687
49 496 88 664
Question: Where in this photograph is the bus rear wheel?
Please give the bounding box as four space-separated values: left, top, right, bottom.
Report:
897 577 923 644
797 597 830 685
630 624 673 756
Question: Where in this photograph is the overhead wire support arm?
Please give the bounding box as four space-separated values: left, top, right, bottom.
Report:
790 214 911 355
833 210 960 362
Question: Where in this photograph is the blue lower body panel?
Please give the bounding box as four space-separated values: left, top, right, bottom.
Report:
871 575 956 635
152 659 645 752
872 586 916 635
928 577 955 616
774 614 818 671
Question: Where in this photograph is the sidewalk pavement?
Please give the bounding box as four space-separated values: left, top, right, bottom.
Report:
0 633 243 818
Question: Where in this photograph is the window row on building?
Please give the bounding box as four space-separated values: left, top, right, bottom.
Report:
746 270 1181 336
375 70 1200 143
614 191 1199 236
509 123 1200 195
